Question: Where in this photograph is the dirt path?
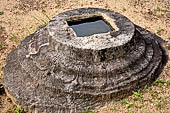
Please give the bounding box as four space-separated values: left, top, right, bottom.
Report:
0 0 169 113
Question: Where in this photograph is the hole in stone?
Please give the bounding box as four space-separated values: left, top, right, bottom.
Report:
67 16 113 37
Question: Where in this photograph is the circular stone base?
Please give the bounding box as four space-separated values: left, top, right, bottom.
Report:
3 8 168 113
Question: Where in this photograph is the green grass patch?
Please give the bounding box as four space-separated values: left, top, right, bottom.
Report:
166 44 170 50
165 80 170 86
134 104 143 108
133 90 142 101
148 10 153 15
157 101 163 109
14 108 24 113
82 109 96 113
141 109 150 113
0 44 6 50
9 35 18 41
151 91 159 99
122 100 133 108
168 37 170 40
6 108 24 113
0 11 4 15
154 7 168 12
156 29 164 35
155 80 165 87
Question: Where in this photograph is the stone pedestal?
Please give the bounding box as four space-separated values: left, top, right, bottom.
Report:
3 8 168 113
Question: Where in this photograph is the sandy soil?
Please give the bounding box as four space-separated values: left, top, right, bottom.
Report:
0 0 170 113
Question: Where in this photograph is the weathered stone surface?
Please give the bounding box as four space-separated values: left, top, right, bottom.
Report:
3 8 168 113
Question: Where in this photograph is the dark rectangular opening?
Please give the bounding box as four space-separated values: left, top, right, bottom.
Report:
67 16 113 37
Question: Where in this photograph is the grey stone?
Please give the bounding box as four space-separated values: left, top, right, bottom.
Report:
3 8 168 113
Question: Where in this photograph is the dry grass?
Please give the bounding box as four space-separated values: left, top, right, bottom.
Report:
0 0 169 113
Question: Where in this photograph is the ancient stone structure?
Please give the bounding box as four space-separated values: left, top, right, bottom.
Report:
3 8 168 113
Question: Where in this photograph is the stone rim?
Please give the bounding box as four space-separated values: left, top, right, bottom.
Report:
48 8 135 50
47 8 136 62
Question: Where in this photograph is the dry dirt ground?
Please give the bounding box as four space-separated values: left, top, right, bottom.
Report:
0 0 170 113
